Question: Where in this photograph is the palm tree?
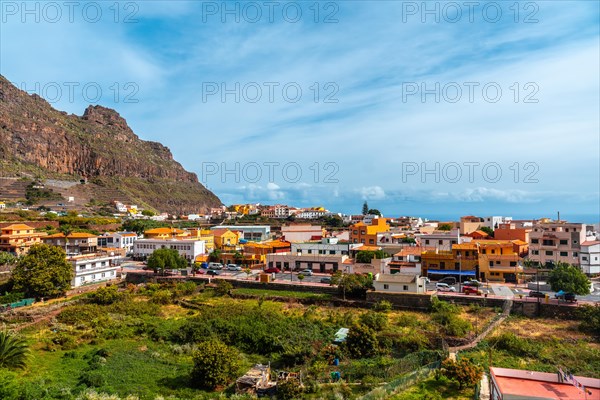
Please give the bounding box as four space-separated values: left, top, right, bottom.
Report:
0 330 29 369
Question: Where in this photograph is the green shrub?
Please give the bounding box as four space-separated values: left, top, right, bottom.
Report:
345 324 379 358
88 286 121 305
214 280 233 296
359 311 388 331
150 289 173 305
277 378 304 400
191 340 241 389
373 300 392 312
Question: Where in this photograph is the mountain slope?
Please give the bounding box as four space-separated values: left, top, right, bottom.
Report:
0 75 221 214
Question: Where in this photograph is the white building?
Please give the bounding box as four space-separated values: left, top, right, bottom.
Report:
281 225 324 242
291 237 360 256
296 210 328 219
98 232 138 254
483 216 512 229
211 225 271 242
133 238 206 262
373 273 427 294
0 202 5 210
416 229 463 251
580 240 600 275
70 253 121 288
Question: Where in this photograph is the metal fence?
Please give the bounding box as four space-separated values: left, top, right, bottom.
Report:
358 360 442 400
0 298 35 312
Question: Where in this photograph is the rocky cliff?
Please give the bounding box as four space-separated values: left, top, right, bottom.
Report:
0 75 222 214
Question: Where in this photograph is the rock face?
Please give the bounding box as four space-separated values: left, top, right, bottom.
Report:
0 75 222 214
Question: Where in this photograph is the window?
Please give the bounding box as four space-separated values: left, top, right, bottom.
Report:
101 272 106 278
560 251 568 257
573 252 578 257
439 240 443 245
283 262 289 270
330 250 335 255
510 261 517 266
383 284 389 290
403 285 408 291
545 251 553 256
559 239 568 245
79 265 86 270
80 276 85 282
440 262 445 268
489 261 493 267
531 239 539 244
425 240 430 245
532 250 539 255
307 249 312 254
369 239 374 244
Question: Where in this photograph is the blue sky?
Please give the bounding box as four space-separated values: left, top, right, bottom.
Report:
1 1 599 221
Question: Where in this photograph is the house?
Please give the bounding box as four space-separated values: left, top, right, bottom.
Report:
387 246 432 274
373 273 427 294
43 232 98 255
97 232 138 254
466 230 490 240
580 240 600 275
236 364 273 395
460 216 484 234
133 238 205 263
489 367 600 400
348 256 391 275
350 218 390 245
0 202 5 209
265 252 347 273
0 223 46 255
475 240 524 283
291 237 359 257
144 227 190 240
244 240 291 266
421 243 479 281
212 228 242 251
69 251 121 287
187 228 215 252
416 229 462 250
482 216 512 229
494 222 532 242
281 224 324 242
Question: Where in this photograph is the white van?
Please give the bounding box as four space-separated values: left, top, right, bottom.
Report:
208 262 223 270
436 282 456 292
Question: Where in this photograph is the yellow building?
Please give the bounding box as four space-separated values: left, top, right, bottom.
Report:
0 223 46 255
475 240 523 283
213 229 242 251
350 218 390 245
242 240 291 266
144 227 190 240
188 228 215 252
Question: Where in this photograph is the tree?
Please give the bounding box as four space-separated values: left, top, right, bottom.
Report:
191 340 241 389
438 223 453 231
147 248 188 274
362 201 369 215
332 272 374 300
548 263 591 295
0 252 17 267
356 250 386 263
441 358 483 389
208 249 222 263
11 244 73 298
401 237 416 244
0 331 29 369
345 324 378 358
367 209 381 216
88 286 121 305
479 226 494 237
233 251 243 264
141 209 155 217
214 280 233 296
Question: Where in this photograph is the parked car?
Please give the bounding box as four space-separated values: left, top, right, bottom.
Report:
264 267 281 273
462 286 482 295
208 262 223 270
555 291 577 302
207 270 220 276
527 290 546 298
438 277 457 285
227 264 242 271
299 269 313 276
463 280 482 287
436 282 456 292
320 277 332 284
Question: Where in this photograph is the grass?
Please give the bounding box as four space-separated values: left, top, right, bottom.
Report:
232 287 333 300
389 376 475 400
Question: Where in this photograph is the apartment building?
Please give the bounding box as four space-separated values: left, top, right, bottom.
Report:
43 232 98 255
70 252 121 287
0 223 46 255
580 240 600 275
281 225 324 242
211 225 271 242
97 232 138 254
529 222 592 267
416 229 462 251
133 238 205 262
350 218 390 245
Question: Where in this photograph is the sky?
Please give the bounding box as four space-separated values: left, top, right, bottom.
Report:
1 0 599 222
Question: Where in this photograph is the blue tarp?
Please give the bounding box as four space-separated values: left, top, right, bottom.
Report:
427 270 475 276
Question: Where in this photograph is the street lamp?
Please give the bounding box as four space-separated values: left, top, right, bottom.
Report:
458 252 462 293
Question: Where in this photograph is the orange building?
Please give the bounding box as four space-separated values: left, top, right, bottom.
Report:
144 227 190 240
43 232 98 255
494 222 532 243
0 223 46 255
350 218 390 245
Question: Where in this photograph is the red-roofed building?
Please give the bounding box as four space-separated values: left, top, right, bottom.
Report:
490 367 600 400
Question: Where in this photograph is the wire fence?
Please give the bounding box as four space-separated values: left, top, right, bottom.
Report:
358 360 442 400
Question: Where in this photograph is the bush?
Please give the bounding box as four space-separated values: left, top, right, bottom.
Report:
88 286 121 305
345 324 379 358
373 300 392 312
441 358 483 389
214 280 233 296
190 340 241 389
359 311 388 331
489 332 538 357
150 289 173 305
576 304 600 337
277 378 304 400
